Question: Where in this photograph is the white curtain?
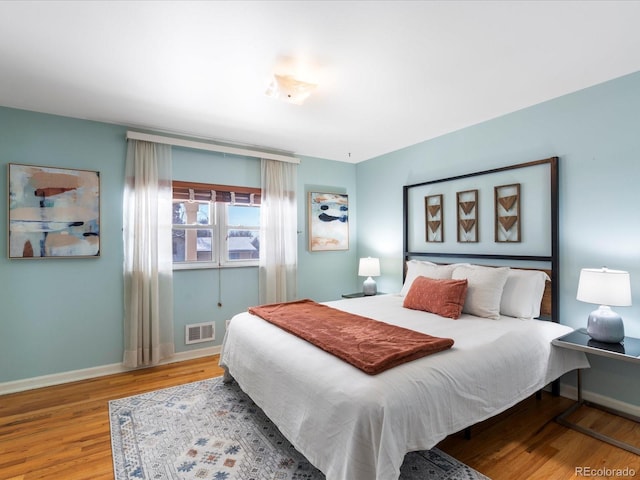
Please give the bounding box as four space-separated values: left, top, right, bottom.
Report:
122 140 174 368
259 159 298 304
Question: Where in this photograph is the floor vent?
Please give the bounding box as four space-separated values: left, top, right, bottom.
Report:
185 322 215 345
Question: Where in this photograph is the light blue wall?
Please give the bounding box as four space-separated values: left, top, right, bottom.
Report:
0 108 127 382
171 147 262 355
0 107 357 384
356 71 640 407
297 156 359 301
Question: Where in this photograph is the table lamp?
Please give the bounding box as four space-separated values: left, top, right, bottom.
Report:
576 267 631 343
359 257 380 296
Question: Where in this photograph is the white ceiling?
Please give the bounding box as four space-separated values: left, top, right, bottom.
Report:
1 1 640 163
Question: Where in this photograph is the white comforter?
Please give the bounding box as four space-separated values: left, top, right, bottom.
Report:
219 294 589 480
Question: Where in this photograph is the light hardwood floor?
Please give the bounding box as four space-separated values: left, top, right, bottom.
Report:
1 355 638 479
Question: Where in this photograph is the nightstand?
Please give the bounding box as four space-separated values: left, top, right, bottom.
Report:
552 328 640 454
341 292 386 299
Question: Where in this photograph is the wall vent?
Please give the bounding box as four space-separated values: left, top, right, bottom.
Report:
185 322 215 345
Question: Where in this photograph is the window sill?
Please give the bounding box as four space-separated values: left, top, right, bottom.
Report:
173 262 259 271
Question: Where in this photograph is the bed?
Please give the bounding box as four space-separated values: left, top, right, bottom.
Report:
219 158 590 480
220 272 588 480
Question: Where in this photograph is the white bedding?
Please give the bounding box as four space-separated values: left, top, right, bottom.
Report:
219 294 589 480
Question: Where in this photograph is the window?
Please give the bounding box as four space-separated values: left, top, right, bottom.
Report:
172 181 261 269
172 200 214 263
224 204 260 261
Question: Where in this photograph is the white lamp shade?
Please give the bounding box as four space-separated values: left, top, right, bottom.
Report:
358 257 380 277
576 267 632 306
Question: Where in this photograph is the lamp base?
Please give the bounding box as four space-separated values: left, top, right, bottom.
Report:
363 277 377 296
587 305 624 343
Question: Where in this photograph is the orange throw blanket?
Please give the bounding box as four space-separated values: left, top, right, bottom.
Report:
248 299 454 375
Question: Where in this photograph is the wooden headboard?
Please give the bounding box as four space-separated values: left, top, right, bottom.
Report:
539 268 553 319
403 158 559 322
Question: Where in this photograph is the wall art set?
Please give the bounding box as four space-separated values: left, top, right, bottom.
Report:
425 183 521 243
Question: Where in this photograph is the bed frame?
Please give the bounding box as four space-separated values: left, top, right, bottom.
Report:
403 157 560 398
403 157 559 319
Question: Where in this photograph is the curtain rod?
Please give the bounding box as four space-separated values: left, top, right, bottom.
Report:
126 131 300 164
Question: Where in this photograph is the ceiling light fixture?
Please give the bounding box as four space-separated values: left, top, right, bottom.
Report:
265 73 317 105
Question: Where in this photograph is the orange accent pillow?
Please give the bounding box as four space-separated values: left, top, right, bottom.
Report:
403 276 468 319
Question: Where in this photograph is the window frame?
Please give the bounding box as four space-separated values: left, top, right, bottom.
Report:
219 202 261 267
172 181 261 270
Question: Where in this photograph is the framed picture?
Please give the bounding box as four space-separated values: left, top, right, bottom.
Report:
308 192 349 251
425 194 443 242
495 183 521 242
8 163 100 258
457 189 478 242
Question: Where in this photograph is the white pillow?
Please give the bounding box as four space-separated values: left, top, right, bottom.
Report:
400 260 456 296
500 269 550 319
452 265 510 319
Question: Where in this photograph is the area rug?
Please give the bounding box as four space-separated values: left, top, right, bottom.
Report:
109 377 489 480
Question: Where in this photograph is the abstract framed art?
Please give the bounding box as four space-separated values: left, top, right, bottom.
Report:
8 163 101 258
308 192 349 251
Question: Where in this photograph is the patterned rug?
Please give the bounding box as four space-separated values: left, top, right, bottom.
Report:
109 377 489 480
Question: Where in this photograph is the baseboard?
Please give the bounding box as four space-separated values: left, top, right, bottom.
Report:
0 346 221 396
558 383 640 418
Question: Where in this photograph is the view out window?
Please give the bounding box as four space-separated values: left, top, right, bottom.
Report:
224 204 260 262
172 181 261 269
